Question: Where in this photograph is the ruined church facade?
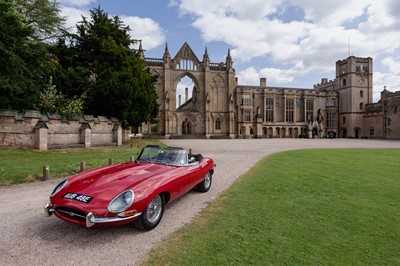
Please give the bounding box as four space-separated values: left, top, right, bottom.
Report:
141 43 399 139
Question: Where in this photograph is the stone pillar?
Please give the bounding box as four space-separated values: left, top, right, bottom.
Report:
80 123 91 148
34 121 48 151
35 127 48 150
113 124 122 146
256 117 263 138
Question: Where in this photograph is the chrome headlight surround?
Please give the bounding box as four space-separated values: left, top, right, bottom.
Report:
108 190 134 213
50 179 68 197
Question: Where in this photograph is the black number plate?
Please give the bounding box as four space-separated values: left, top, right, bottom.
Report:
62 192 93 203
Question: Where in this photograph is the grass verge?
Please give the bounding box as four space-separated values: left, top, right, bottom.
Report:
141 149 400 265
0 139 164 186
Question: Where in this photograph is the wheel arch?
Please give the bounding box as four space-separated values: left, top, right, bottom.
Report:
159 191 171 205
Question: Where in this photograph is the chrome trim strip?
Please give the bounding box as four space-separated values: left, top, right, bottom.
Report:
44 203 55 217
86 211 142 228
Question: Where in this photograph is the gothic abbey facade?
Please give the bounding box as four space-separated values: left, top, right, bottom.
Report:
140 43 400 139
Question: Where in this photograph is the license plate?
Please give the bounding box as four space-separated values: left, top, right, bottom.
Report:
62 192 93 203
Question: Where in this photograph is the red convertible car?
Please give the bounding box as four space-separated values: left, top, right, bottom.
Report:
44 145 215 230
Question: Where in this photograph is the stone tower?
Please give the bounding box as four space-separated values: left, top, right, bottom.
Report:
335 56 373 138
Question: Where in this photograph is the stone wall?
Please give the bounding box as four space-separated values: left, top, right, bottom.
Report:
0 110 123 150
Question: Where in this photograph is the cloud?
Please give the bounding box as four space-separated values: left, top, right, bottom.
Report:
59 4 165 51
373 72 400 101
172 0 400 96
60 6 90 31
382 57 400 75
288 0 371 26
60 0 96 8
121 16 166 51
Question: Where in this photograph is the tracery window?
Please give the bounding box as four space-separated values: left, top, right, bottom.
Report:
176 59 197 71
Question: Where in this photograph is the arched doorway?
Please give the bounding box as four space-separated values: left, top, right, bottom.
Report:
182 118 192 135
355 127 361 139
340 128 347 138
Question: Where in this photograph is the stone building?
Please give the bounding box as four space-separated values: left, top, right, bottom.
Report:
141 42 399 140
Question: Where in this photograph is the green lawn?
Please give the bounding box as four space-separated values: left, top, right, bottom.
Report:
0 139 163 186
141 149 400 266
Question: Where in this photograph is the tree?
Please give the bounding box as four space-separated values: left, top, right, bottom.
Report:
15 0 66 42
0 0 48 110
38 76 85 117
51 7 158 127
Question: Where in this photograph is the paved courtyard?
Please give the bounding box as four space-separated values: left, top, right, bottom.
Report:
1 138 399 265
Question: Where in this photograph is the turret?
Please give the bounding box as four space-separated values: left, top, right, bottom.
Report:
226 48 233 70
163 43 171 64
203 47 210 68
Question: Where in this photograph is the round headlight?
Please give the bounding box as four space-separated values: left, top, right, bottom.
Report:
108 190 134 213
50 180 68 197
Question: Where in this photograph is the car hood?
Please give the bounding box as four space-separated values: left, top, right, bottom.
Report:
60 162 174 201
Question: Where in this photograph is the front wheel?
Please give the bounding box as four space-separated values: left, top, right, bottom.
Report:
134 194 164 231
196 171 212 193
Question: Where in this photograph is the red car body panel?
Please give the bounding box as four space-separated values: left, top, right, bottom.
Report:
48 153 214 227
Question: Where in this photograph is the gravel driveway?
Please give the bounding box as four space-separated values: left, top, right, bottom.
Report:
1 139 399 266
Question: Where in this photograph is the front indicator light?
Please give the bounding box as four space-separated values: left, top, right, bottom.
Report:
117 210 138 218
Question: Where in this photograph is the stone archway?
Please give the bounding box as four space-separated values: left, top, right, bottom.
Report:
144 42 236 139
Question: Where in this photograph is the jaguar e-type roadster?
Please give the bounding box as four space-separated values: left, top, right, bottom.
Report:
44 145 215 230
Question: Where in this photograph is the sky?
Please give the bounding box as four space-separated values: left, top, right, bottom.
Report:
59 0 400 102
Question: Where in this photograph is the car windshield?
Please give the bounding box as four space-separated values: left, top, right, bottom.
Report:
137 146 188 166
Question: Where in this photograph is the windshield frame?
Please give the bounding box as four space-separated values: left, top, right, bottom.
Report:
137 146 188 166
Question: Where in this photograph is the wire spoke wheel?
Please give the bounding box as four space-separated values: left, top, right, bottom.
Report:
146 195 163 224
197 171 212 193
134 194 164 231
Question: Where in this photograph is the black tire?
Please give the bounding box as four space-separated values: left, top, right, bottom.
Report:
134 194 164 231
196 171 212 193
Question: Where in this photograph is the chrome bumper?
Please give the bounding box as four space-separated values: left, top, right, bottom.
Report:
85 211 142 228
44 203 142 228
44 203 55 217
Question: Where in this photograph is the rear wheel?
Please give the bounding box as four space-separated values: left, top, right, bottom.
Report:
134 194 164 231
196 171 212 193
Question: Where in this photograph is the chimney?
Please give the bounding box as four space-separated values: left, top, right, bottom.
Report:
260 78 266 87
178 95 181 107
185 87 188 102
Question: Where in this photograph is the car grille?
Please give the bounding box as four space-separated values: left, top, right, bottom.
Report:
56 207 87 221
